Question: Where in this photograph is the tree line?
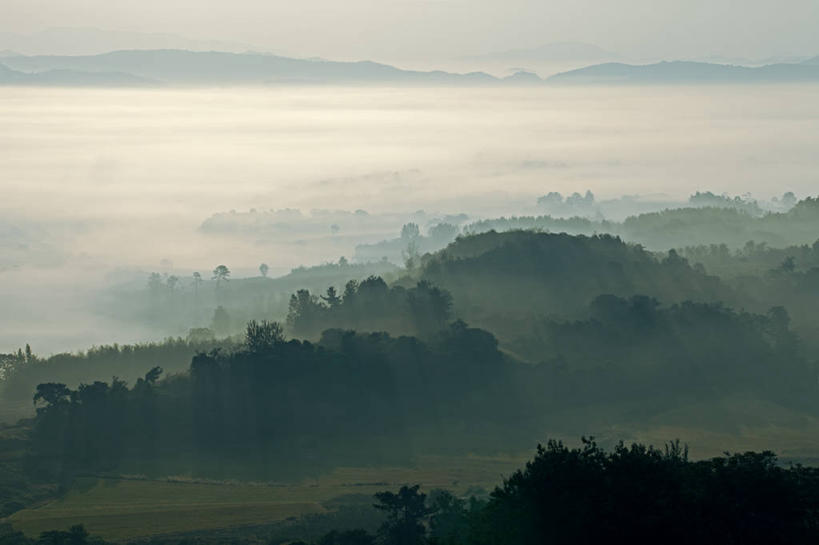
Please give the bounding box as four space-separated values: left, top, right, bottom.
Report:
287 278 452 339
26 320 526 481
344 440 819 545
25 291 819 483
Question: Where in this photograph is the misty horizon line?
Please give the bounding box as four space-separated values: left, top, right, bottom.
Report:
3 43 819 67
2 47 819 87
3 26 819 66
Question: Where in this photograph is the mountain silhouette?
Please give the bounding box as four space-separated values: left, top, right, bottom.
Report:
548 60 819 83
1 49 500 86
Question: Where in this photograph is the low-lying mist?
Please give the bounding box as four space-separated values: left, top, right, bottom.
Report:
1 84 818 353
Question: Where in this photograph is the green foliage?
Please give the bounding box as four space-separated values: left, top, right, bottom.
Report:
211 265 231 286
287 278 452 339
471 439 819 545
688 190 764 215
244 320 285 352
511 295 811 403
26 322 524 480
0 524 107 545
312 438 819 544
317 529 376 545
1 338 237 408
0 424 59 519
420 231 731 341
677 239 819 352
374 485 433 545
25 295 818 485
426 490 476 545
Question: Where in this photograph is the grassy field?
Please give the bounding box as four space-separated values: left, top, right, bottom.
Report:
9 405 819 542
6 454 527 541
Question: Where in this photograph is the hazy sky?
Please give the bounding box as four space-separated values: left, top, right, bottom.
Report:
1 0 818 61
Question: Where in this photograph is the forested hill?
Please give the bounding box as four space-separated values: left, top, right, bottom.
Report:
418 231 731 330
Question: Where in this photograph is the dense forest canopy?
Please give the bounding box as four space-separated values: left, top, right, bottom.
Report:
462 439 819 545
0 337 239 421
286 278 453 339
26 321 530 481
417 231 732 335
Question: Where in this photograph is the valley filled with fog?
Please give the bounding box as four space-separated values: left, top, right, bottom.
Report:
6 0 819 539
2 83 818 353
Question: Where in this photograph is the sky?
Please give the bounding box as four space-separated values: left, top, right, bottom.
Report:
1 0 818 62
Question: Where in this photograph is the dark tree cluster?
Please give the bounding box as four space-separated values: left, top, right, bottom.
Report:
0 523 105 545
688 190 765 215
287 278 453 339
0 337 236 407
27 321 525 480
471 439 819 545
299 440 819 545
301 486 479 545
679 239 819 277
511 295 816 411
419 231 732 338
684 240 819 354
28 367 164 479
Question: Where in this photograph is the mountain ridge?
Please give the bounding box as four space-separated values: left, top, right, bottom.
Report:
547 60 819 84
0 49 501 86
0 61 156 86
4 51 819 87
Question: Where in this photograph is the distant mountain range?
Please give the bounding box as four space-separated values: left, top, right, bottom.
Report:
547 60 819 84
0 61 155 86
0 49 503 86
3 50 819 87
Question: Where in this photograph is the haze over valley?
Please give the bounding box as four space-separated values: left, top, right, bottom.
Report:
3 84 818 353
3 2 819 543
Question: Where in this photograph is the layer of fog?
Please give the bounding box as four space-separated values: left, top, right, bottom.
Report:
1 84 818 354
